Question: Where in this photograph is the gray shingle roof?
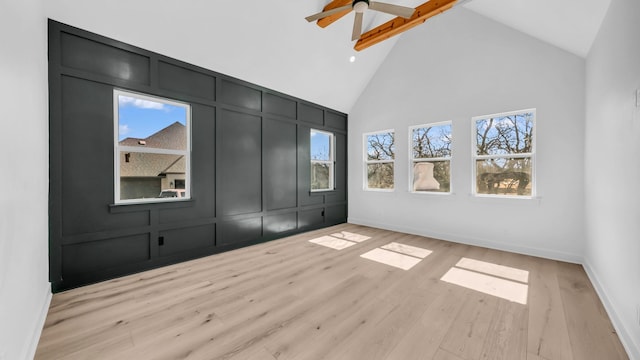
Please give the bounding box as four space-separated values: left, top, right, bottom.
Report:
119 122 187 178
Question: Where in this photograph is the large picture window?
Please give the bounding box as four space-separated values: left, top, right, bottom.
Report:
114 90 191 203
410 122 452 193
365 130 395 190
310 129 334 191
473 109 535 197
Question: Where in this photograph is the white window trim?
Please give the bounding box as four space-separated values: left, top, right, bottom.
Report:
408 121 453 195
363 129 395 192
310 129 335 192
471 108 536 199
113 89 192 204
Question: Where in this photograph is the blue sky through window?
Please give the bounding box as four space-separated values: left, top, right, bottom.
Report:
311 130 331 161
118 95 187 141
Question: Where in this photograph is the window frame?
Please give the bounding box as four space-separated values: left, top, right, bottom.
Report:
310 128 335 192
471 108 536 198
363 129 395 192
113 89 192 204
408 121 453 195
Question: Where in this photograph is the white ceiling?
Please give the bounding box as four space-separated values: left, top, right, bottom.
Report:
464 0 611 58
46 0 611 113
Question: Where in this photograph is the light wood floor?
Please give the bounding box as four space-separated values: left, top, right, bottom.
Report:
36 224 629 360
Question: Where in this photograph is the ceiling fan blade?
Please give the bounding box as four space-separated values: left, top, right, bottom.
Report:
306 4 353 22
369 1 415 18
352 12 364 41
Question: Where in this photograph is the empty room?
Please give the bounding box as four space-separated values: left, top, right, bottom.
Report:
1 0 639 359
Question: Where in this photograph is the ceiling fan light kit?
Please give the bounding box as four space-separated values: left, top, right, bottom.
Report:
306 0 463 51
353 0 369 13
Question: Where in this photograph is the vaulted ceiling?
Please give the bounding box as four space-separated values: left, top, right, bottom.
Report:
46 0 611 113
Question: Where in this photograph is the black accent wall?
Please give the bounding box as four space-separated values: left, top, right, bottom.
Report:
48 20 348 292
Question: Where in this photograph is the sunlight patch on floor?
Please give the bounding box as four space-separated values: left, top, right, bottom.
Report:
309 231 372 250
455 257 529 283
360 242 433 270
440 258 530 304
330 231 371 243
360 248 423 270
309 236 357 250
381 242 432 259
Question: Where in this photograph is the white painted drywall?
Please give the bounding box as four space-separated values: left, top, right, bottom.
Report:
348 8 586 262
584 0 640 357
44 0 399 114
464 0 611 58
0 0 51 359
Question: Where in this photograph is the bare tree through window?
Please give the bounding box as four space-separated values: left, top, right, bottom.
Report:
365 131 395 189
411 122 452 192
474 111 534 196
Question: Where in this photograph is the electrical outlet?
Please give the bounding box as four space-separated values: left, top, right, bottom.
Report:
636 89 640 108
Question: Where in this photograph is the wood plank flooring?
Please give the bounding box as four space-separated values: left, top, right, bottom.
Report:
35 224 629 360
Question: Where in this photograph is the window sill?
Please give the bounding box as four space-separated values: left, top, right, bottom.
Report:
410 191 453 196
469 194 542 204
309 189 337 196
364 188 395 193
109 198 195 213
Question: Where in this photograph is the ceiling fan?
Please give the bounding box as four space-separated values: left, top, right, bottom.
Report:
306 0 416 41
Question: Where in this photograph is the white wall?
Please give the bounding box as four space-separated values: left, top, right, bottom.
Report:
0 0 51 359
44 0 398 114
584 0 640 357
349 8 586 262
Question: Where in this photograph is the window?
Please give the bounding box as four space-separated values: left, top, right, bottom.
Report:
410 122 452 193
473 109 535 197
365 130 395 190
310 129 334 191
114 90 191 203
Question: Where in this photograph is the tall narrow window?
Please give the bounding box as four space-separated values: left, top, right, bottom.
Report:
473 109 535 197
310 129 334 191
410 122 452 193
114 90 191 203
365 130 395 190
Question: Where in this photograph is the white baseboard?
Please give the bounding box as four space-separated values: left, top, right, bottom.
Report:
583 260 639 360
23 282 51 360
347 217 583 264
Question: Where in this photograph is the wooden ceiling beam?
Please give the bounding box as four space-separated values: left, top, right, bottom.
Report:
316 0 353 28
354 0 458 51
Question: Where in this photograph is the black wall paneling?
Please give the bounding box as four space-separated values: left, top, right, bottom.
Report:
217 109 263 217
158 61 215 100
49 20 348 291
264 118 297 211
60 32 151 85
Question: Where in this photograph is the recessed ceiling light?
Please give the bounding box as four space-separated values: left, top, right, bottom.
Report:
349 55 356 63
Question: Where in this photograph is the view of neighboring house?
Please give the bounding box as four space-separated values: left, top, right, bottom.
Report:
119 121 186 200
